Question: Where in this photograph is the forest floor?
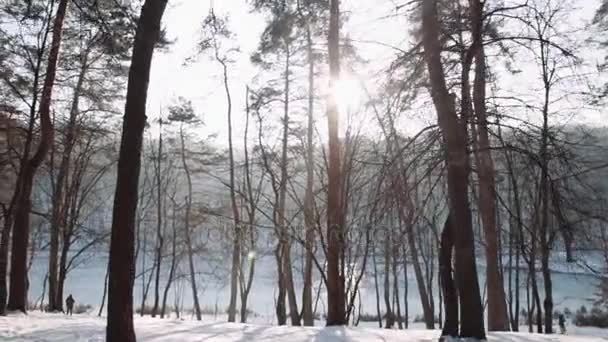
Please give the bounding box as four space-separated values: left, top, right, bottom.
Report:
1 312 608 341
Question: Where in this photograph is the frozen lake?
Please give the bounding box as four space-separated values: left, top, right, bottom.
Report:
26 250 602 322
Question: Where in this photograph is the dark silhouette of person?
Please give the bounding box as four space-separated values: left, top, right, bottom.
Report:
558 313 567 334
66 294 75 316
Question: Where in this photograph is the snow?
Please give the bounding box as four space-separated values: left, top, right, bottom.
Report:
1 312 606 342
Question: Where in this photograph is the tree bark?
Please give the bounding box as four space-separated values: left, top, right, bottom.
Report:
106 0 168 340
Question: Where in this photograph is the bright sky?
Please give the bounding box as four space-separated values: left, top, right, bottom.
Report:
145 0 607 146
146 0 408 145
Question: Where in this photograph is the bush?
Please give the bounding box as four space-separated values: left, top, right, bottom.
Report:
573 305 608 328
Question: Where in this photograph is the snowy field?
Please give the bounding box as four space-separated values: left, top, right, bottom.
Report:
1 312 607 341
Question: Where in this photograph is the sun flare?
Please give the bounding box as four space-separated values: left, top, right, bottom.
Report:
330 75 363 114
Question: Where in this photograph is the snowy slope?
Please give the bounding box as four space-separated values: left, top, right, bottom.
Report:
1 313 607 342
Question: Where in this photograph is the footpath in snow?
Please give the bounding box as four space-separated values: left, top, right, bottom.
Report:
1 312 607 341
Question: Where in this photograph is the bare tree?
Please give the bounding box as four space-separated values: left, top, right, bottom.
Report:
421 0 485 338
8 0 68 312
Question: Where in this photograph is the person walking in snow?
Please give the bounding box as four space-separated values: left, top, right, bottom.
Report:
558 313 567 334
66 294 75 316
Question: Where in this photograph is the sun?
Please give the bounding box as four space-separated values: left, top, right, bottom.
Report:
330 74 363 114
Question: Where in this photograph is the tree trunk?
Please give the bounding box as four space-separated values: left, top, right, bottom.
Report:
276 48 300 327
8 0 67 312
48 51 87 313
0 11 49 314
383 234 394 329
275 246 287 325
402 245 409 329
239 87 257 324
421 1 485 338
239 256 255 323
541 245 553 334
57 226 70 311
160 200 178 319
106 1 168 340
401 211 434 329
99 262 109 317
392 245 403 329
469 0 510 331
372 242 382 328
301 20 316 327
218 43 240 323
439 216 458 338
0 212 14 314
152 120 164 318
326 0 345 326
140 238 155 316
179 127 202 321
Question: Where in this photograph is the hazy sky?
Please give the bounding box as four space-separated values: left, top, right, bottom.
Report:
145 0 606 146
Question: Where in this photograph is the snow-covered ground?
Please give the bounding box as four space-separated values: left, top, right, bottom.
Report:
1 312 606 341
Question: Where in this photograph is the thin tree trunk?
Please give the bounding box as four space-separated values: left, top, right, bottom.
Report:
398 206 434 329
57 226 71 311
239 256 255 323
301 20 315 327
179 126 202 321
383 233 394 329
106 1 168 340
277 48 300 327
239 87 257 324
140 236 155 316
99 262 109 317
215 37 240 323
392 245 403 329
152 120 164 318
160 200 178 319
48 50 88 313
402 245 409 329
373 242 382 328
